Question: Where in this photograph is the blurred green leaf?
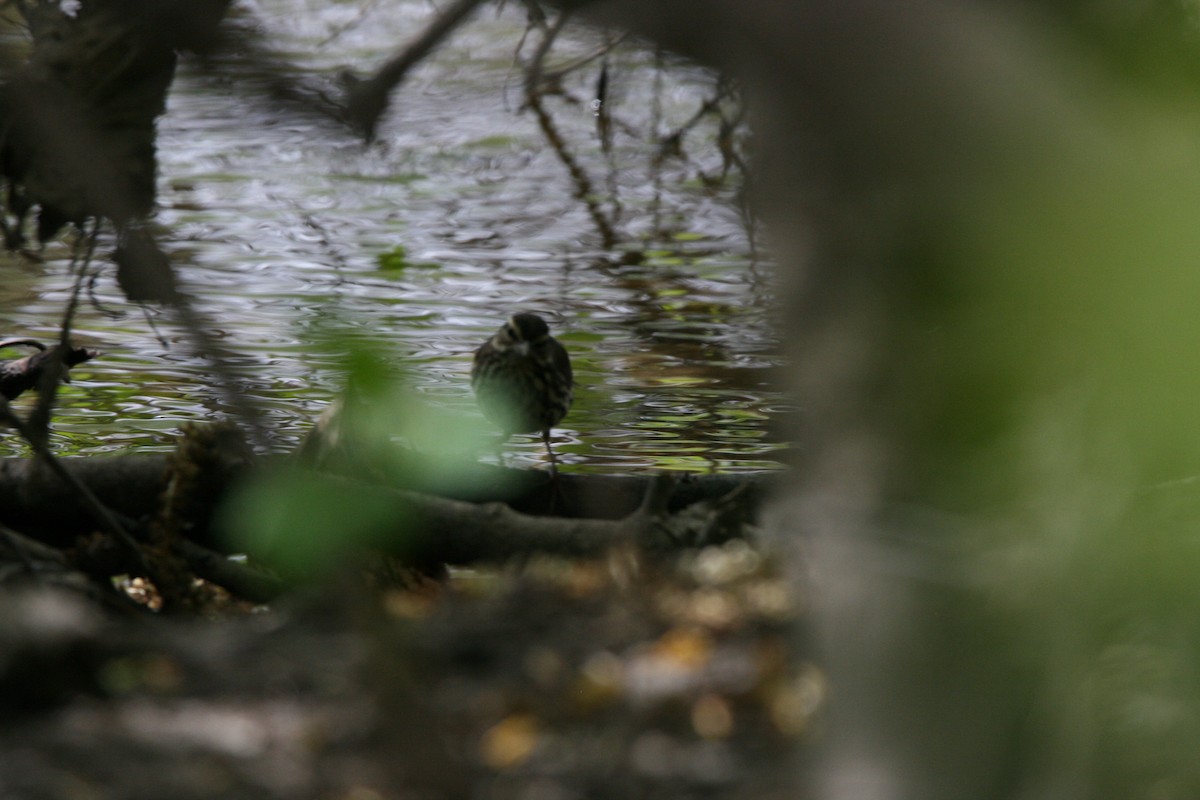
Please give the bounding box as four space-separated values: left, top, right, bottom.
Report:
220 467 407 579
219 314 506 577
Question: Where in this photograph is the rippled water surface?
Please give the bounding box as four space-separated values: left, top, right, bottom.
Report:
0 0 788 473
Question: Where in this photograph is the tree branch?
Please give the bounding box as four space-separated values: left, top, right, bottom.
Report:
341 0 488 141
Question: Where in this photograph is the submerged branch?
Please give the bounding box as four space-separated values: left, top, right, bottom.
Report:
524 11 618 248
341 0 489 141
0 341 97 402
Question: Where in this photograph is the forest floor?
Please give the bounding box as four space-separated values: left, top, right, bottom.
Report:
0 539 816 799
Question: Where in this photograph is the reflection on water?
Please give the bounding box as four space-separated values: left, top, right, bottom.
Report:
0 0 790 473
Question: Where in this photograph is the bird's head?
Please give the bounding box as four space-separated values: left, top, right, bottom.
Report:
494 312 550 354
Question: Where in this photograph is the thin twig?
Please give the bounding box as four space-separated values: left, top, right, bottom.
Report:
342 0 488 141
524 12 618 248
649 46 665 236
537 33 628 85
141 305 168 348
523 9 566 103
170 297 271 452
87 261 128 318
299 211 349 286
29 222 98 448
316 0 385 47
595 53 624 228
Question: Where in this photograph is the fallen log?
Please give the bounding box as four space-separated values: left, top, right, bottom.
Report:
0 435 775 605
0 455 170 547
0 452 776 550
303 471 749 566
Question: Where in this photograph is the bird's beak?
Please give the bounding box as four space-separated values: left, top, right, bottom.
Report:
513 341 531 356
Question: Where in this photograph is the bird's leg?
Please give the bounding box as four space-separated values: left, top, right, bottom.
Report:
542 428 570 518
542 428 559 478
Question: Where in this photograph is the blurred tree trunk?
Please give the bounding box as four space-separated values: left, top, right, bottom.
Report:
558 2 1200 798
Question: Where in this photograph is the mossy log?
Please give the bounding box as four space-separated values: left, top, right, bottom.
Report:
0 444 774 604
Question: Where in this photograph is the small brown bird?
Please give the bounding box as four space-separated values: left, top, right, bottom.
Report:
471 312 573 471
